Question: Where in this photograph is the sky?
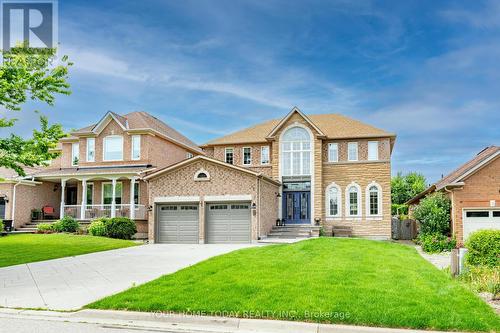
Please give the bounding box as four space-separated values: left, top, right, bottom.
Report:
1 0 499 183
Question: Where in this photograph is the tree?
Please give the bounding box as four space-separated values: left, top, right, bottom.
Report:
0 44 72 176
391 171 427 215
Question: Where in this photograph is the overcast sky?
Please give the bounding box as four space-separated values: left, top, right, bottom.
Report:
1 0 499 183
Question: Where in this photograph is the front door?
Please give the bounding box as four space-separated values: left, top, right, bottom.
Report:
283 191 310 224
66 187 78 205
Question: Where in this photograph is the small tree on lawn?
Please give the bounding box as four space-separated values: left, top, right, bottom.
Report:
412 192 451 235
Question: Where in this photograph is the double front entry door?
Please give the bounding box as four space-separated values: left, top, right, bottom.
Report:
283 191 310 224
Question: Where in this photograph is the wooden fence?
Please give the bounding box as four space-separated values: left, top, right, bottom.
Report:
391 217 418 240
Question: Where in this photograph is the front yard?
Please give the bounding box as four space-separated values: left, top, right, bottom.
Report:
89 238 499 332
0 234 138 268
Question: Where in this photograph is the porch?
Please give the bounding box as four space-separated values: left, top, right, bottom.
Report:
62 203 147 220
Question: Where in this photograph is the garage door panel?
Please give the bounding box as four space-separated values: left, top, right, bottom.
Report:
463 209 500 240
157 204 199 244
206 202 251 244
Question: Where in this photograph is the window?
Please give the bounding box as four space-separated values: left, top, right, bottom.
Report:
493 211 500 217
210 204 228 210
71 143 79 166
104 136 123 161
186 152 193 159
348 142 358 161
86 183 93 205
466 211 489 218
367 184 381 215
326 183 341 217
231 204 249 209
194 169 210 181
131 135 141 160
328 143 338 162
346 183 361 216
102 182 122 205
86 138 95 162
281 127 311 176
181 205 197 210
134 182 139 205
368 141 379 161
261 146 270 164
243 147 252 165
161 206 177 211
225 148 234 164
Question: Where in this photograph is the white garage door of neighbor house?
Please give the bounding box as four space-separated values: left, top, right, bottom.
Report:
157 204 199 243
463 209 500 240
206 203 251 244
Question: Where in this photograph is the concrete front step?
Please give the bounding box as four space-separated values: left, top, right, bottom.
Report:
267 232 311 237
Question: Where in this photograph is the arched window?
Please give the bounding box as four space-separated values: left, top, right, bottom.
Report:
281 126 311 176
366 182 382 216
194 169 210 181
326 183 341 217
345 183 361 217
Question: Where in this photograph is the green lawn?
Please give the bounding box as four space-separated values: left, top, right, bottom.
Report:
89 238 500 332
0 233 138 267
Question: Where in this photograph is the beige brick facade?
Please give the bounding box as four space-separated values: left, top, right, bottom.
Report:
146 158 279 242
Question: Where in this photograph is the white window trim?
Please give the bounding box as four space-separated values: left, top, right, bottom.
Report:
101 181 123 204
348 142 358 162
194 168 211 181
242 147 252 165
325 182 342 217
86 182 94 205
71 143 79 166
345 182 362 217
86 138 95 162
261 146 270 165
365 181 383 218
281 126 312 176
328 143 338 162
225 147 234 164
368 141 379 161
131 135 141 160
103 135 124 161
186 152 194 159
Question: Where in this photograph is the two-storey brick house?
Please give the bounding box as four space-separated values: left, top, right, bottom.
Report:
0 111 202 237
144 107 396 243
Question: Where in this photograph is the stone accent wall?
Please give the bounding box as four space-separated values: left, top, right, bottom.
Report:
147 159 279 242
321 162 392 239
258 178 279 237
451 156 500 244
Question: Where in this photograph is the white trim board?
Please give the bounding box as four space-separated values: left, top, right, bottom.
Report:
204 195 252 202
154 196 200 203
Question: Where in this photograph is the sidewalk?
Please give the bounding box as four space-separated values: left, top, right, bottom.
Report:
0 307 464 333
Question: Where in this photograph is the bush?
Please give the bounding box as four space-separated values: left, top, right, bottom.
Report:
0 220 4 232
105 217 136 240
418 232 456 253
88 219 109 237
36 223 54 234
53 216 80 233
459 265 500 297
413 192 451 235
465 230 500 267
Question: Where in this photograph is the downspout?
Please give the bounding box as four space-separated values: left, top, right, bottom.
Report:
257 177 261 240
12 181 21 227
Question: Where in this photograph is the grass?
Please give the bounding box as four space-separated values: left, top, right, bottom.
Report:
89 238 500 332
0 233 138 268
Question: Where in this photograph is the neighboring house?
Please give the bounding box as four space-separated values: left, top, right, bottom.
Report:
144 107 396 243
406 146 500 244
0 111 202 237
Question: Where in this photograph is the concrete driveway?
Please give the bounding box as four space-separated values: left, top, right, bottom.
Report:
0 243 256 310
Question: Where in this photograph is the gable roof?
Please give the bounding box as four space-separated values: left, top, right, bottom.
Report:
266 107 326 139
406 146 499 205
202 111 395 146
70 111 202 153
143 155 280 186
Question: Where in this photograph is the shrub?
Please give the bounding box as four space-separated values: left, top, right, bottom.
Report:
459 265 500 297
105 217 136 240
36 223 54 233
465 230 500 267
0 220 4 233
53 216 80 233
413 192 451 235
418 232 456 253
88 219 109 237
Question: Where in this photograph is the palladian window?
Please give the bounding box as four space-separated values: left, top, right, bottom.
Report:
281 127 311 176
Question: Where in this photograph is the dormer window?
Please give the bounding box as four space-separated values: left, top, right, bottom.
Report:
103 135 123 161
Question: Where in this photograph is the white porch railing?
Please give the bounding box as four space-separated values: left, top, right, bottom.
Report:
63 204 147 220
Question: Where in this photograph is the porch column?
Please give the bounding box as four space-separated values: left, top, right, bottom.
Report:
60 179 66 218
80 179 87 220
111 178 117 218
129 178 136 220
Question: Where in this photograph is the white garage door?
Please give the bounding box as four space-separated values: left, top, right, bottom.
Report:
463 209 500 240
157 204 199 243
206 203 251 243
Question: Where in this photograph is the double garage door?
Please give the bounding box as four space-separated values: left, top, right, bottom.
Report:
463 209 500 240
157 202 251 244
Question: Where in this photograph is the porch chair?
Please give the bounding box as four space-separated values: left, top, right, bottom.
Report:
42 205 56 220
